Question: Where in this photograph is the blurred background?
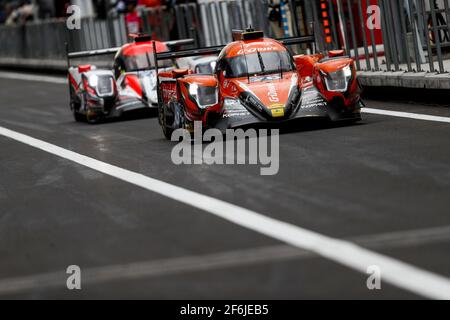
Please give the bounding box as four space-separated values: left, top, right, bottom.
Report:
0 0 317 64
1 0 450 80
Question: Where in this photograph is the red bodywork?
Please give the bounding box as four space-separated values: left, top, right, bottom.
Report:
313 56 360 107
121 40 168 57
159 33 361 130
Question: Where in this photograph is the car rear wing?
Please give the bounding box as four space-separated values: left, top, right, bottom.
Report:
66 38 195 68
67 47 121 60
154 35 315 62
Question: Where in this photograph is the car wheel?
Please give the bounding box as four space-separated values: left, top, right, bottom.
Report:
73 110 86 122
84 106 102 124
86 113 101 124
71 96 85 122
161 107 174 140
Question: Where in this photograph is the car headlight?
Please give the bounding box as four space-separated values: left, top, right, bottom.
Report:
187 83 218 109
147 72 157 89
88 75 98 87
150 78 157 90
322 65 352 92
142 73 157 100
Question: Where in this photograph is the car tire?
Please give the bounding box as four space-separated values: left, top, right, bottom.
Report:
73 110 86 122
71 96 85 122
161 108 174 140
86 113 101 124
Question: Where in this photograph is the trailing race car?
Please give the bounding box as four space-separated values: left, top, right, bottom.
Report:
154 28 363 139
67 35 193 123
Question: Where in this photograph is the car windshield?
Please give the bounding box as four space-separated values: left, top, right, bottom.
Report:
195 61 216 74
224 50 295 78
124 53 173 72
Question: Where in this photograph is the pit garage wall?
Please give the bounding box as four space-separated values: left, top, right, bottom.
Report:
0 0 279 71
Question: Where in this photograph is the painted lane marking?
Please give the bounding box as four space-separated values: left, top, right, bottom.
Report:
362 107 450 123
0 72 66 84
2 224 450 296
1 125 450 299
0 245 307 296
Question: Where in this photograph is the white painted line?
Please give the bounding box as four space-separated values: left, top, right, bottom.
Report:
0 72 66 84
363 107 450 123
0 245 307 296
2 224 450 296
355 225 450 249
1 125 450 299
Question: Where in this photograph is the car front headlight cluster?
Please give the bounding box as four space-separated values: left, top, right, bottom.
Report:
322 65 352 93
146 72 157 90
187 83 218 109
88 75 98 87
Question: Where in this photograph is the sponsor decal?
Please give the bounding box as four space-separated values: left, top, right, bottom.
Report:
301 89 327 109
223 111 251 119
267 83 279 103
271 108 285 118
223 99 251 118
237 46 280 55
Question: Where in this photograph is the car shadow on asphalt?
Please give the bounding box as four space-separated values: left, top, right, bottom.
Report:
102 109 158 124
164 118 369 145
239 118 367 136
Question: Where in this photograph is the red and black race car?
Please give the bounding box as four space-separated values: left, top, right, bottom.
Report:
67 35 192 123
153 28 363 139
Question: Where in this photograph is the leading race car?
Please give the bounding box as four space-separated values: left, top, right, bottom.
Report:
154 28 363 139
67 35 193 123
